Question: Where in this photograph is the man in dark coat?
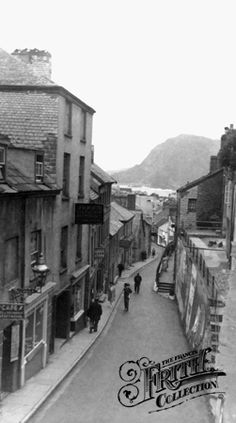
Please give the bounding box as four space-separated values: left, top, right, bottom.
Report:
87 298 103 333
134 272 142 294
117 263 124 277
123 283 132 311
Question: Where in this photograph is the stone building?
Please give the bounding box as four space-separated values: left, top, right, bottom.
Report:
0 138 60 393
0 48 95 389
174 126 236 420
109 204 124 284
89 163 115 300
110 202 135 268
131 211 152 262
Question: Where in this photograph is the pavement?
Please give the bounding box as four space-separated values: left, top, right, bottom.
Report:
0 244 166 423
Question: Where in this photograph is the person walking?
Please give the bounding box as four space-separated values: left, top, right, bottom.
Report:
134 272 142 294
108 282 116 306
152 248 156 258
117 263 124 277
87 298 103 333
123 283 132 311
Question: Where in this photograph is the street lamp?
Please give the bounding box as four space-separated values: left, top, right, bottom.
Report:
32 253 50 291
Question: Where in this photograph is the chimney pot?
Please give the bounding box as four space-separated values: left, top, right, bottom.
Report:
11 48 52 79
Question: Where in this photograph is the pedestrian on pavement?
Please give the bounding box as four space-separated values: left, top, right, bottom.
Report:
86 298 103 333
134 272 142 294
117 262 124 277
123 283 132 311
108 282 116 306
152 248 156 258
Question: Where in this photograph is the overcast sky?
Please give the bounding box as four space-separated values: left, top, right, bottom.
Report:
1 0 236 171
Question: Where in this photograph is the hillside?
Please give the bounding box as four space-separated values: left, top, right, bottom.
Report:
110 134 220 189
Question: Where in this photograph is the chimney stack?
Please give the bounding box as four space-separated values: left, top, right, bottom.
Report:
11 48 52 79
209 155 218 173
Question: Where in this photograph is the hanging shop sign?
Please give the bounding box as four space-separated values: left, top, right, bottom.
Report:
0 303 25 320
75 203 104 224
94 247 105 259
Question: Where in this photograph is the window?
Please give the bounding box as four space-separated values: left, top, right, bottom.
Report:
60 226 68 271
63 153 70 197
5 237 19 284
25 302 45 356
0 146 6 181
224 182 231 205
78 156 85 197
81 110 86 142
65 100 72 136
35 153 44 183
30 230 41 281
76 225 82 261
71 279 84 317
188 198 197 212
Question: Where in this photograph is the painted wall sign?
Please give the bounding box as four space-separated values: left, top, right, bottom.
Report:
0 303 25 320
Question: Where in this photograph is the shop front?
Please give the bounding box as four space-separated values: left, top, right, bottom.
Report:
20 281 55 386
70 265 90 333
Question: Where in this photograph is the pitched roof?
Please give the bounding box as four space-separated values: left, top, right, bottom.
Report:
91 163 116 185
177 168 223 192
111 201 135 222
110 205 124 236
0 48 55 86
0 91 58 148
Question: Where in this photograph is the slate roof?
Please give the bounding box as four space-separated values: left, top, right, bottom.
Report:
91 163 116 185
0 91 58 149
177 168 223 192
0 160 60 195
110 203 124 236
0 48 55 86
110 201 135 222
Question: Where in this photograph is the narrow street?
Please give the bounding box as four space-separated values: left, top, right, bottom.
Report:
31 259 212 423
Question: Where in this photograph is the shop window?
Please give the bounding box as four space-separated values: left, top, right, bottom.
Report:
25 302 45 356
78 156 85 197
65 100 72 136
188 198 197 212
35 153 44 183
0 145 6 181
30 230 41 281
71 280 84 317
76 225 82 261
4 237 19 284
80 109 86 142
63 153 70 198
60 226 68 271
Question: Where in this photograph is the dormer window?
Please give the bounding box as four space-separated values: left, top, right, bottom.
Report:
0 146 6 181
35 153 44 183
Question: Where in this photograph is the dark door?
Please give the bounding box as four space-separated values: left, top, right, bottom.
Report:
1 325 12 392
55 290 71 339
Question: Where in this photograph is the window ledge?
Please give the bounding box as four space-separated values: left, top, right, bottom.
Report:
70 309 84 322
64 133 72 139
62 195 70 202
59 268 67 275
75 257 82 264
